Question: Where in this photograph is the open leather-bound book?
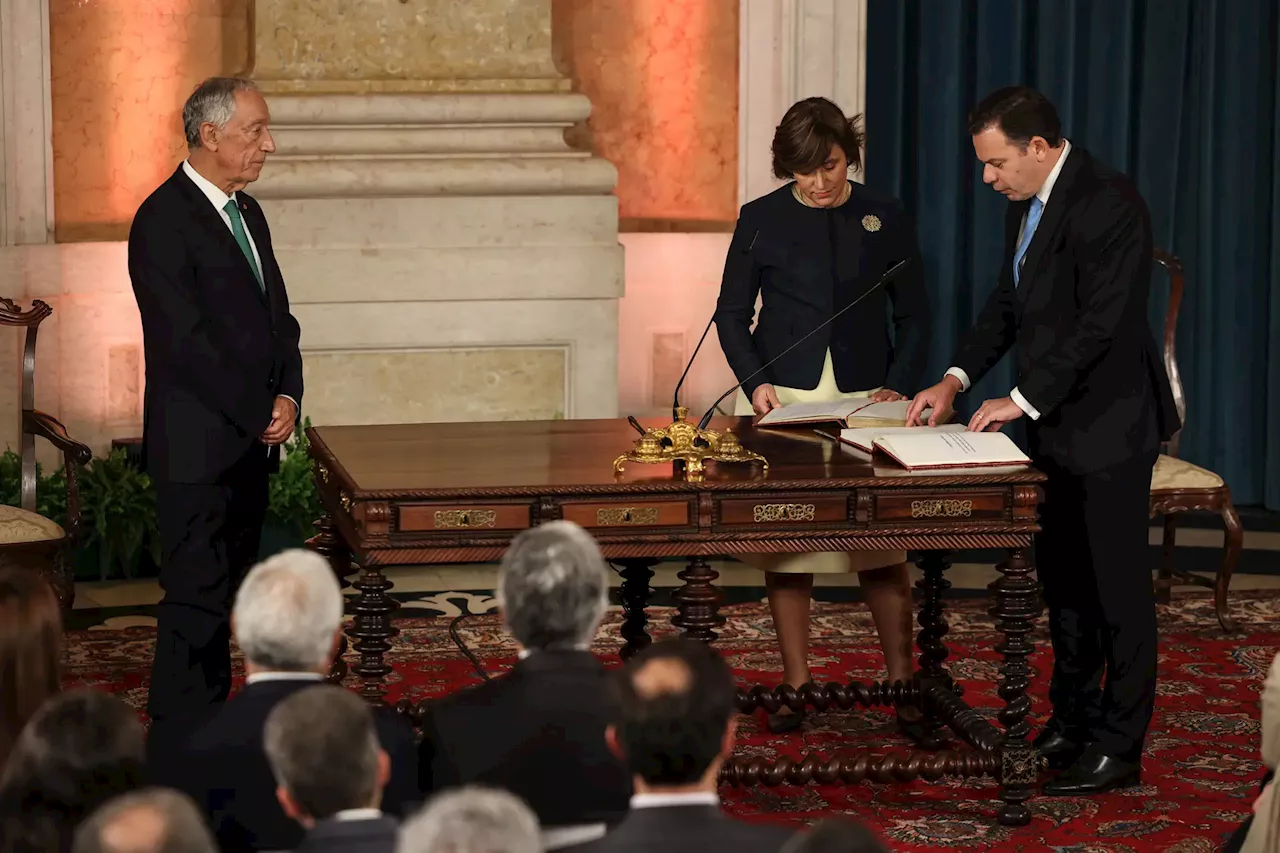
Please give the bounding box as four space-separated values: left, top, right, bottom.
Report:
829 423 968 454
756 399 934 428
870 430 1031 471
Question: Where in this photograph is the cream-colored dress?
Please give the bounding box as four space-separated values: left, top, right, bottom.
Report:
734 349 908 574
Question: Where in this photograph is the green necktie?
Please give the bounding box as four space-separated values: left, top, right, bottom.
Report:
223 199 264 291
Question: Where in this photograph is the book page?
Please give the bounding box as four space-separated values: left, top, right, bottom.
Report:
757 399 861 425
838 423 966 453
873 430 1030 469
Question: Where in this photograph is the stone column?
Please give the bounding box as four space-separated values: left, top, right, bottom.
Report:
738 0 868 204
250 0 622 426
0 0 54 247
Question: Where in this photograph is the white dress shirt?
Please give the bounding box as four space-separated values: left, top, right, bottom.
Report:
946 139 1073 420
244 671 324 686
181 159 297 414
630 791 720 809
331 808 383 822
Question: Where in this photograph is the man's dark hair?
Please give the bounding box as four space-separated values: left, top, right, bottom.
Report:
782 819 889 853
0 689 146 853
967 86 1062 149
610 639 736 785
772 96 865 178
262 684 382 821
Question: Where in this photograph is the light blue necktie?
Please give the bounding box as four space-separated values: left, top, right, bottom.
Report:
1013 196 1044 286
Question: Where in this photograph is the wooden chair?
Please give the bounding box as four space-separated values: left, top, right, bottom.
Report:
1148 251 1241 632
0 298 92 611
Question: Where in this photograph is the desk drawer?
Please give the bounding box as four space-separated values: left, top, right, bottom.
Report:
866 489 1010 524
714 493 851 531
558 499 692 530
397 503 532 533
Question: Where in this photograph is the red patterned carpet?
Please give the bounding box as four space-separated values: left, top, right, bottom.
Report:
69 591 1276 852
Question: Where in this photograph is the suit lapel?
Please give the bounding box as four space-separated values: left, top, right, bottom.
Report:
1013 147 1086 305
171 167 270 309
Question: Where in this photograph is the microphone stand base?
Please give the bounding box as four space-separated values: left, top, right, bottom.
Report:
613 407 768 482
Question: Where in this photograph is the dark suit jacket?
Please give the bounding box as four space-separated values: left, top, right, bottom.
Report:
128 164 303 484
714 181 930 400
569 805 794 853
951 146 1180 473
159 679 419 853
295 814 398 853
418 650 631 829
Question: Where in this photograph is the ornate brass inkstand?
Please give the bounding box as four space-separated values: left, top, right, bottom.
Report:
614 407 767 481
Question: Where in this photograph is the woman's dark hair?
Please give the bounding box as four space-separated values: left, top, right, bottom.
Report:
967 85 1062 148
0 689 146 853
0 568 63 774
772 96 865 179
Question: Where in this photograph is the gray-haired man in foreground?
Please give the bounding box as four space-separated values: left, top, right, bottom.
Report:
163 549 417 853
265 684 398 853
418 521 631 849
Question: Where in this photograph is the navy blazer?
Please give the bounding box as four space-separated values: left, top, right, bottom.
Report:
714 181 930 400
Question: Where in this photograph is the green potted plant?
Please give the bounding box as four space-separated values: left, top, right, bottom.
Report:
261 417 323 557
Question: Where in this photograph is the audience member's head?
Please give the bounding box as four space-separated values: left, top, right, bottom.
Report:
398 786 540 853
0 689 146 853
782 819 889 853
263 683 389 828
496 521 608 652
71 787 216 853
606 638 738 793
0 568 63 773
232 549 343 675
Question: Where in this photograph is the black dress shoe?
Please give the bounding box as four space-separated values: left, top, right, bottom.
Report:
766 708 806 734
1033 729 1086 771
1043 752 1141 796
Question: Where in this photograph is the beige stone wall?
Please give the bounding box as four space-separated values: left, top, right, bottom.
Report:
253 0 565 93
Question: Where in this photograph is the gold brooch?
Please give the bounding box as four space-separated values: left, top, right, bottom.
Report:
862 214 882 232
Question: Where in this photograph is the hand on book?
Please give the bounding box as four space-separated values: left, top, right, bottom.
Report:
751 383 782 416
869 388 905 403
906 377 960 427
967 396 1024 432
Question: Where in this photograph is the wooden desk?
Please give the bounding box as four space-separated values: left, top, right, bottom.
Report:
305 417 1046 826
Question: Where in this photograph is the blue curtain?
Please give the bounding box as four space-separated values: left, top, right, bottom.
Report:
865 0 1280 509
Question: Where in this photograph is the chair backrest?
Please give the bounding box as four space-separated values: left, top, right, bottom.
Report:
1152 250 1186 458
1 297 53 512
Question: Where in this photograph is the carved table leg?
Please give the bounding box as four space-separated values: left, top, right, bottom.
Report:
347 563 399 705
671 556 725 644
992 546 1041 826
617 559 656 660
306 513 354 686
914 549 953 750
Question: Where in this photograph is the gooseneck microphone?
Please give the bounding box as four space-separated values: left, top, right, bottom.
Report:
696 257 910 431
670 229 759 422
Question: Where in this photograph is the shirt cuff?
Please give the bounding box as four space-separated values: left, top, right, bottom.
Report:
276 394 299 417
945 367 971 392
1010 387 1041 420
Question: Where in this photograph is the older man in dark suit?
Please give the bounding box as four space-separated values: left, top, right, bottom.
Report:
264 685 399 853
129 75 303 735
418 521 631 849
908 86 1181 795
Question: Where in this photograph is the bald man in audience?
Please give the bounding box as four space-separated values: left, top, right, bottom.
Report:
160 549 417 852
72 789 217 853
264 684 398 853
570 639 794 853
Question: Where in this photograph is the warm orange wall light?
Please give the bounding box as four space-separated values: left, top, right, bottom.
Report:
48 0 248 242
553 0 739 228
